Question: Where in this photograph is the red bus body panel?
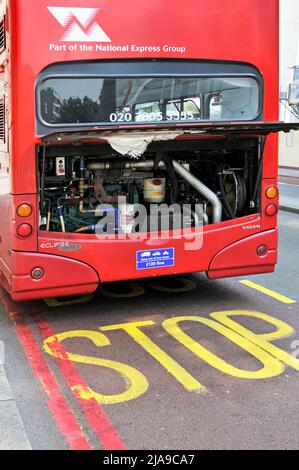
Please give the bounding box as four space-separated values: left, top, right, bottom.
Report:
0 0 280 300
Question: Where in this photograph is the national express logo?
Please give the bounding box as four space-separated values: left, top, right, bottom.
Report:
47 6 111 42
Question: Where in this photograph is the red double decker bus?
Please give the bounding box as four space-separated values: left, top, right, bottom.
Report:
0 0 298 301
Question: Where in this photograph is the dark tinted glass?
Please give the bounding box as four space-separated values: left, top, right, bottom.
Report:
39 76 259 125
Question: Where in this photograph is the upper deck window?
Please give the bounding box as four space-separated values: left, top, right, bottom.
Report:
36 61 262 132
0 95 5 143
0 16 6 52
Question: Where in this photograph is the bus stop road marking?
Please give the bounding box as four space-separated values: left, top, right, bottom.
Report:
239 280 296 304
41 311 299 406
0 290 91 450
15 321 91 450
30 309 127 450
0 288 126 451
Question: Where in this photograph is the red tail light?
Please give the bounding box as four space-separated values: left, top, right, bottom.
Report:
17 224 33 237
257 245 268 257
265 204 278 217
31 268 44 279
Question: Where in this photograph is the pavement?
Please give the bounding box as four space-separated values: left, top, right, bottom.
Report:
279 166 299 214
0 210 298 450
0 363 32 450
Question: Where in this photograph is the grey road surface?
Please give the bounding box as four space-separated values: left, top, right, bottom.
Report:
0 211 298 450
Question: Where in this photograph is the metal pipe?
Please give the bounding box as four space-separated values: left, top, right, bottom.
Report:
183 206 200 227
87 159 222 223
194 203 209 226
172 160 222 224
79 156 104 213
203 213 209 225
88 160 165 170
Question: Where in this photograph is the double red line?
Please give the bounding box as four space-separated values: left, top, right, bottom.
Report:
0 289 126 450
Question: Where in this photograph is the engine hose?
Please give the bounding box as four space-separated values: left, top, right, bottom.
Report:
75 225 96 233
57 198 66 232
46 199 52 231
217 173 235 219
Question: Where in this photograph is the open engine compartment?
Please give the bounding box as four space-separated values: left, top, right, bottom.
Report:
38 136 263 234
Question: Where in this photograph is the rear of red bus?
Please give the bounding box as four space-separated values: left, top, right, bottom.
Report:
0 0 298 301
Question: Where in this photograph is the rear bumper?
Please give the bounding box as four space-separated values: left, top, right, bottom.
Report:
10 252 99 301
207 229 277 279
5 227 278 301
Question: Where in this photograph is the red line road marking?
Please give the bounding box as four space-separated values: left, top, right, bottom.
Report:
15 323 91 450
31 310 126 450
0 290 91 450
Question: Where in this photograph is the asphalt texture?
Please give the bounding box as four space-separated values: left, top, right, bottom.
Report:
279 182 299 213
0 211 298 450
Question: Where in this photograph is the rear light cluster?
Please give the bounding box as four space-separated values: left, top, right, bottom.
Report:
265 186 278 200
257 245 268 257
265 204 278 217
17 204 32 218
265 186 278 217
17 223 32 237
31 268 44 280
16 204 33 237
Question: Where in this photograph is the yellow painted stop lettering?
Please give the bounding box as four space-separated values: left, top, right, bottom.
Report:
43 330 149 405
43 311 299 405
210 311 299 371
101 321 206 394
162 316 284 379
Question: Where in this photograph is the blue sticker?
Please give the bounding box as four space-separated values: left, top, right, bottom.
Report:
136 248 175 270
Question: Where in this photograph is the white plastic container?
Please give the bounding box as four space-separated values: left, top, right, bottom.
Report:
143 178 166 203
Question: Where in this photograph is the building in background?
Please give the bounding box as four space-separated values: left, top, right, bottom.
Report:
280 0 299 168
